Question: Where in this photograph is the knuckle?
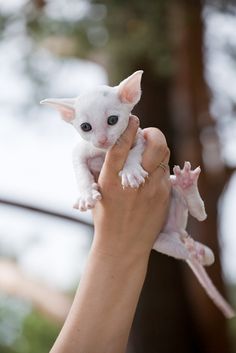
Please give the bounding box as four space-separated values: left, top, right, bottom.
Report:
109 140 125 158
110 147 123 160
148 173 171 202
118 134 131 148
157 142 169 158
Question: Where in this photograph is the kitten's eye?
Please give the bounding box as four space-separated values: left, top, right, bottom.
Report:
107 115 119 126
80 122 92 132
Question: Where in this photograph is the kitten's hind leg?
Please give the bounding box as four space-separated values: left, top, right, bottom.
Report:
172 162 207 221
183 235 214 266
153 231 214 266
153 232 190 261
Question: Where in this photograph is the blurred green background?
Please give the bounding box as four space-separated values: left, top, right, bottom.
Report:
0 0 236 352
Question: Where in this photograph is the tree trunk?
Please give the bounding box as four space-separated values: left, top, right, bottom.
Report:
127 1 231 352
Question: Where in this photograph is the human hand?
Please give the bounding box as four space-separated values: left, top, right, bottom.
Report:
92 115 171 260
51 117 170 353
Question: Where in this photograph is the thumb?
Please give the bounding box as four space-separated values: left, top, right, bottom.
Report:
103 115 139 175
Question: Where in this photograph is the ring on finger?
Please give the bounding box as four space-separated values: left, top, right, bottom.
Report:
158 162 169 173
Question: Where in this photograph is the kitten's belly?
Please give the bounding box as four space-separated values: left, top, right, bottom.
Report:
88 155 105 173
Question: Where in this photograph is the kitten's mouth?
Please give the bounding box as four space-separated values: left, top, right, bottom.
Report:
94 141 112 150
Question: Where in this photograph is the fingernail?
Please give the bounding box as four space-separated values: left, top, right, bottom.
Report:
130 115 139 125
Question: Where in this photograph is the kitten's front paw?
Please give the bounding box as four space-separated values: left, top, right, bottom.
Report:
73 183 102 211
119 165 148 188
173 161 200 190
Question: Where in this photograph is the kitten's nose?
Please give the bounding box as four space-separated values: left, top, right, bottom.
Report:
98 137 108 146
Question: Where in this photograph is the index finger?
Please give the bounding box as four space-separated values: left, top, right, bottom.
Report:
103 115 139 174
142 128 170 173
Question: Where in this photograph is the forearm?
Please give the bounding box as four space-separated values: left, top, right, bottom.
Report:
50 242 149 353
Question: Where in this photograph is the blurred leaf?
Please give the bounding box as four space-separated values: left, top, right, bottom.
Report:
0 304 60 353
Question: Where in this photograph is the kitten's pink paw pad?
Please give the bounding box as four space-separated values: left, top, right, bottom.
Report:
173 162 201 189
183 237 214 266
119 165 148 188
73 183 102 211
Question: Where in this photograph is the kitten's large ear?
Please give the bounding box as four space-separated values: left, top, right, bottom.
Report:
118 70 143 105
40 98 76 122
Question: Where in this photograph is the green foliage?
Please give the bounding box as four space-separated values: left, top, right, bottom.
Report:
0 296 60 353
15 310 60 353
0 0 173 81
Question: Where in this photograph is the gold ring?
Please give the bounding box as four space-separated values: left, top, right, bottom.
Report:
159 162 168 172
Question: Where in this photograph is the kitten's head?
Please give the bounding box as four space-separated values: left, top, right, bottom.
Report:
40 70 143 150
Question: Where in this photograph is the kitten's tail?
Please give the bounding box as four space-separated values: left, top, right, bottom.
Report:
186 258 235 319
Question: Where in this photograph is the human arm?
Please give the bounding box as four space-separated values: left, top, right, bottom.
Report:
50 116 171 353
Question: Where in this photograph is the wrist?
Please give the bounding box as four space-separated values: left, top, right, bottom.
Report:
92 230 152 265
90 240 150 275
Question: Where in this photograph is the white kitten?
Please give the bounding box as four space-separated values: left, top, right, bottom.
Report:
41 71 146 211
41 71 235 318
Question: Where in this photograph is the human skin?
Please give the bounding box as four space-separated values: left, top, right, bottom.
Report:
50 116 171 353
